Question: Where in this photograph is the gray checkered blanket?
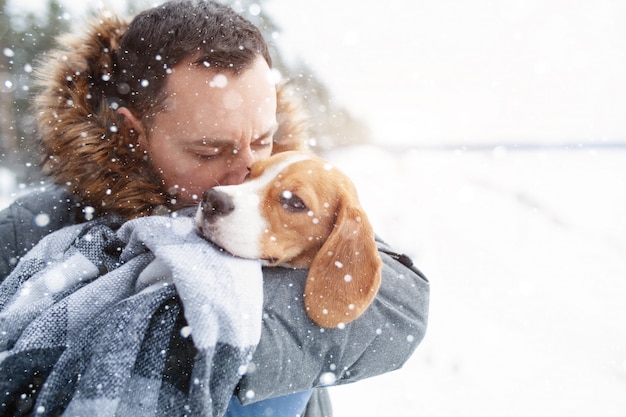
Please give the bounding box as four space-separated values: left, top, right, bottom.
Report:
0 213 263 417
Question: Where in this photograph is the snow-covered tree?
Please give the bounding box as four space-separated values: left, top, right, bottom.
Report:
0 0 69 181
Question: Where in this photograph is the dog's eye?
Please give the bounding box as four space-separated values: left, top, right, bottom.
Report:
280 190 308 212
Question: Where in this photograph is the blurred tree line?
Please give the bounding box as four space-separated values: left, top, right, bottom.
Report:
0 0 370 184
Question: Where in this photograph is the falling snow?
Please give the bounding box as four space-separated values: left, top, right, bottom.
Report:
319 372 337 386
248 3 261 16
34 213 50 227
209 74 228 88
180 326 192 338
1 144 625 416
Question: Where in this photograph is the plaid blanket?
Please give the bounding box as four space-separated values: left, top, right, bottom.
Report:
0 212 264 417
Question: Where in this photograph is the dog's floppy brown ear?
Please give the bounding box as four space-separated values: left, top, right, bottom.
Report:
304 202 382 328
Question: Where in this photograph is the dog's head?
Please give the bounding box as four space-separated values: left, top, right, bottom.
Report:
195 151 382 327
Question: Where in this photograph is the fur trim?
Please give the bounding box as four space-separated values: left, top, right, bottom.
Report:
34 12 309 220
274 82 311 154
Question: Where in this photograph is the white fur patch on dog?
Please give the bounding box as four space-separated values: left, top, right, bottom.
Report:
196 153 311 260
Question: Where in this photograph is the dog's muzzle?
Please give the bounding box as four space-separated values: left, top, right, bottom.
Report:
200 189 235 221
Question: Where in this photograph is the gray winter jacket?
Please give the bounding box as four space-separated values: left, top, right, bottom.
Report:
0 185 429 416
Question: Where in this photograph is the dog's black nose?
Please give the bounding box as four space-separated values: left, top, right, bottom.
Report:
201 189 234 219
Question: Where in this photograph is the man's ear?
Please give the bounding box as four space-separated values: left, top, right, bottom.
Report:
117 107 147 147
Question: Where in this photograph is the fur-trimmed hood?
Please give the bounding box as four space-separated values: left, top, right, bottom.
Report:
34 13 308 220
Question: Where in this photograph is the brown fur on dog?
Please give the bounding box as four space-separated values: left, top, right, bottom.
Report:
196 151 382 327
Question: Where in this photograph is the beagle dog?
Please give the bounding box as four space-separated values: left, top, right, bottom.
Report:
195 151 382 328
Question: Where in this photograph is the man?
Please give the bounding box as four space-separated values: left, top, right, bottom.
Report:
0 1 429 416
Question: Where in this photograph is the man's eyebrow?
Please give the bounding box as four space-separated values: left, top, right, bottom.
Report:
186 123 279 146
186 137 231 147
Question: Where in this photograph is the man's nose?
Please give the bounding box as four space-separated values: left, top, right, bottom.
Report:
225 146 255 185
237 145 256 169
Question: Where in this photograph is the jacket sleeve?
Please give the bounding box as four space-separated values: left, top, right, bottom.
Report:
0 186 80 282
236 239 430 404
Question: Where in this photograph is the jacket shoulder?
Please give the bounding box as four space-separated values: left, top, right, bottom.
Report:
0 185 82 281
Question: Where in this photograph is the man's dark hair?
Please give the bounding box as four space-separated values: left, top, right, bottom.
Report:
116 0 272 120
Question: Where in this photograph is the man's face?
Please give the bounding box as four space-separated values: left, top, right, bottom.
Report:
139 56 278 204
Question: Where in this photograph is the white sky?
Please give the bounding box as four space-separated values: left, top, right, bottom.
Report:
8 0 626 147
265 0 626 147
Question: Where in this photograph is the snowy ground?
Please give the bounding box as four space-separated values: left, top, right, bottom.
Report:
2 146 625 416
323 146 626 417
